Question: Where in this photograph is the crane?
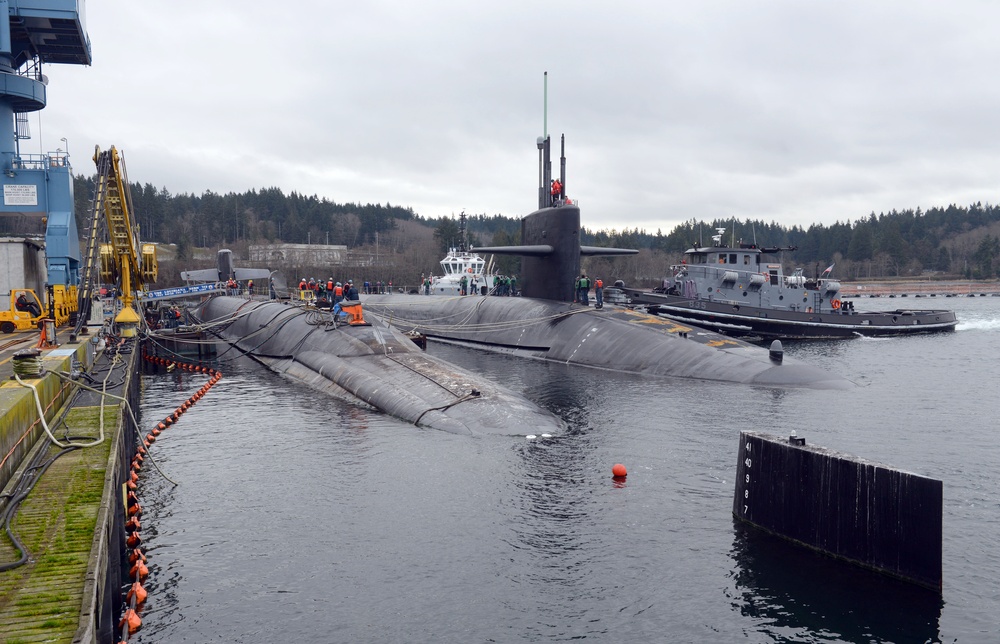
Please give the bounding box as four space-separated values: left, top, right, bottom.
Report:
75 146 157 337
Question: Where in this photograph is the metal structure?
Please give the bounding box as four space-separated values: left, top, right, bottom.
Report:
74 146 157 335
0 1 91 291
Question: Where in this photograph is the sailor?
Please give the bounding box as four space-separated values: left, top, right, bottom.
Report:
344 280 359 301
460 274 468 296
327 277 335 292
594 278 604 309
334 282 344 305
551 178 562 206
247 279 254 297
577 274 590 305
298 278 307 291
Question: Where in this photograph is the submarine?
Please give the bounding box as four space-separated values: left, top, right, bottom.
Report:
190 296 565 436
363 131 851 390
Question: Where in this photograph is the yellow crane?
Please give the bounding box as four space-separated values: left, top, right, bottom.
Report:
82 146 157 336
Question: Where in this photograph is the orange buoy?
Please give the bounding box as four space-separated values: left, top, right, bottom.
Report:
120 607 142 634
130 559 149 581
612 463 628 478
126 532 142 548
128 548 145 564
126 581 148 605
125 516 141 532
127 480 138 491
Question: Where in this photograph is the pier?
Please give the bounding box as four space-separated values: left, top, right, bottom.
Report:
0 331 140 643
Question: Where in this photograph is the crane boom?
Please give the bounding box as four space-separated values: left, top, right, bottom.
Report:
83 146 157 331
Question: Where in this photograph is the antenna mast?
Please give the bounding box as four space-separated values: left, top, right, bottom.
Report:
537 72 552 210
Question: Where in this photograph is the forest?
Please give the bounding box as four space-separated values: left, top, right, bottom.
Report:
71 175 1000 289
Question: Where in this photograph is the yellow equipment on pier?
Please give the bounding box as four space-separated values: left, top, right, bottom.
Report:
83 146 158 335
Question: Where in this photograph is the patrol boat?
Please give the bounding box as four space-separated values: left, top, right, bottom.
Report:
428 212 501 296
623 229 958 339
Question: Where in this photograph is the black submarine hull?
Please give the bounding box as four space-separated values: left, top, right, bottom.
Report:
361 294 852 390
192 296 565 436
626 290 958 340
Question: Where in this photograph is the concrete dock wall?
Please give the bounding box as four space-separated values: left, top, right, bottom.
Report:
733 430 942 590
0 343 93 492
74 349 140 643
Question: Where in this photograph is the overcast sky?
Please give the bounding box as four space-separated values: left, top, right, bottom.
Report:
36 1 1000 235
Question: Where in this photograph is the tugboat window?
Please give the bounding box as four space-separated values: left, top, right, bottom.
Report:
729 254 738 263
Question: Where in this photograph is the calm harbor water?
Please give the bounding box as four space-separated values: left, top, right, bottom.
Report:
133 295 999 643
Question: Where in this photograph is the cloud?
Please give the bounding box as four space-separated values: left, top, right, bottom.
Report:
36 1 1000 238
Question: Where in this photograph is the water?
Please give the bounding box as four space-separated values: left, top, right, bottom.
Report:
132 295 1000 642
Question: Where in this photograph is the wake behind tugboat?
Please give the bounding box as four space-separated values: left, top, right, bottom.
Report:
624 228 958 340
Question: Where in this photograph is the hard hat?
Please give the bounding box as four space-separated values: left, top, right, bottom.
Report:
336 282 341 286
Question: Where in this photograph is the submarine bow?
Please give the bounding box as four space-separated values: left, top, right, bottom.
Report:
192 296 565 436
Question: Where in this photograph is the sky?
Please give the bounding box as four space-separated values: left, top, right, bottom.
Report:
35 1 1000 235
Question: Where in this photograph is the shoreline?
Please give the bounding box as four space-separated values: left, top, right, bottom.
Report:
841 279 1000 297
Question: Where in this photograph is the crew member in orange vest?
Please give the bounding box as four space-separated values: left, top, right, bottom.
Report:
551 178 562 206
594 278 604 309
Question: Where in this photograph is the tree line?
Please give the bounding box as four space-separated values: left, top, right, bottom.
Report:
72 175 1000 286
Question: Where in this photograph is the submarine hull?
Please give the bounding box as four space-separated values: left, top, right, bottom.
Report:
192 296 564 436
361 294 852 390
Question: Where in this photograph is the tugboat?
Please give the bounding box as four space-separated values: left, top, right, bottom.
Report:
623 229 958 339
428 212 502 296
